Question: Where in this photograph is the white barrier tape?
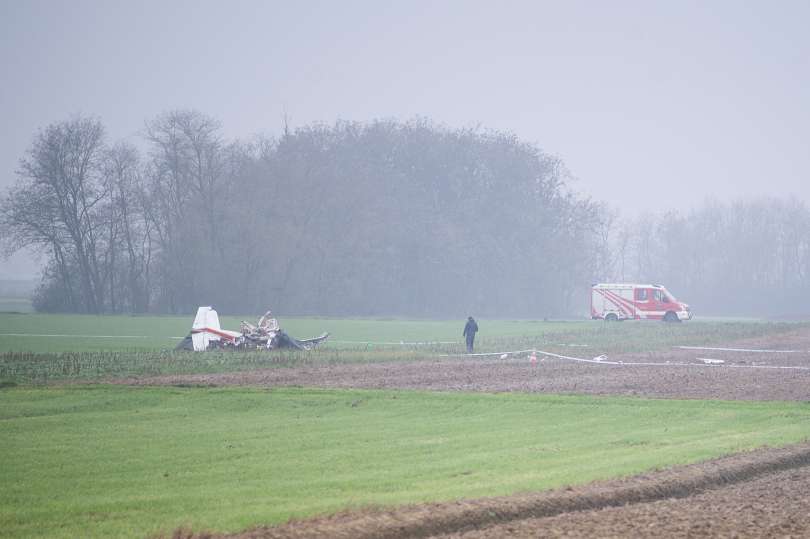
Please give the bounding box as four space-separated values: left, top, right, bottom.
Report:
534 350 622 364
723 364 810 371
439 347 810 372
534 349 810 371
331 341 588 348
439 349 537 358
697 357 725 364
676 346 802 354
0 333 589 350
2 333 807 372
0 333 156 339
437 345 591 358
0 335 453 345
330 340 459 345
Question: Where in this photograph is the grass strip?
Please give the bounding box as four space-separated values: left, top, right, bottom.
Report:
1 386 809 538
197 442 810 539
0 313 805 354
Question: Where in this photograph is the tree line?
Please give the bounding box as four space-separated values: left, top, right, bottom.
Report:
607 199 810 317
0 112 606 317
2 111 809 317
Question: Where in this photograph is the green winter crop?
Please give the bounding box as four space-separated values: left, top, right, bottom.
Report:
0 312 804 355
2 386 809 538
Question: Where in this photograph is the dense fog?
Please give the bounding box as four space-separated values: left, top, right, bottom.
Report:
2 112 808 317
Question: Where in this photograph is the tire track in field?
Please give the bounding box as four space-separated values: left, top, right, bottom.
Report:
165 442 810 539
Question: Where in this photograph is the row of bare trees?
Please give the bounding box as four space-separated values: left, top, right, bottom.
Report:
0 112 223 313
602 199 810 316
1 112 607 316
0 118 148 313
5 111 808 317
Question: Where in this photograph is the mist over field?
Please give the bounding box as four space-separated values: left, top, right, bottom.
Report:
1 1 809 318
4 9 810 539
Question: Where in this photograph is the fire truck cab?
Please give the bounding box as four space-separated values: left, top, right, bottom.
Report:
591 283 692 322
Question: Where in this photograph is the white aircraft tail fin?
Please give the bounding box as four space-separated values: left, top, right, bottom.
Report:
193 306 221 331
191 306 222 351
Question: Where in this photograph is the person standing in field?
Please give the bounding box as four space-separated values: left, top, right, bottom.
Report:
463 316 479 353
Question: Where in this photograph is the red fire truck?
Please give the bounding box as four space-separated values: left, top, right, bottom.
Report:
591 283 692 322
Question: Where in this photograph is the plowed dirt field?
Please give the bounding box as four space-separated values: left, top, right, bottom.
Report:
126 327 810 401
150 327 810 538
173 443 810 539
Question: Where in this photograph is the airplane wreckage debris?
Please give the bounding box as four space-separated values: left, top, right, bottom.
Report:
176 306 329 351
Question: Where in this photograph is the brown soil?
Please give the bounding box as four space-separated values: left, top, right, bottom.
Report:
122 327 810 401
142 327 810 538
167 442 810 539
440 464 810 538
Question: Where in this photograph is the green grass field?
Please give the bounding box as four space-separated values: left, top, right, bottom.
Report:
1 313 807 385
2 314 809 538
2 386 809 538
0 312 804 354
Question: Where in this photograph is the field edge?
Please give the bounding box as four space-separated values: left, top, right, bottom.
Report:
164 440 810 539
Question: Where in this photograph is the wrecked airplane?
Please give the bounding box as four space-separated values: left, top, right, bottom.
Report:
176 306 329 351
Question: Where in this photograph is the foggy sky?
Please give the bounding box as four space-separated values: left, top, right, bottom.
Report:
1 0 809 279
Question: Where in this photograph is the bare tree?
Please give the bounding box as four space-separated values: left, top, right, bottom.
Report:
102 142 151 312
1 117 108 312
3 113 637 317
144 110 224 312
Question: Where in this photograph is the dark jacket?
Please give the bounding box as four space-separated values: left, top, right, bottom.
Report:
463 319 478 337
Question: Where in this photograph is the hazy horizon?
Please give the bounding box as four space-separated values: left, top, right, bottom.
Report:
2 0 809 279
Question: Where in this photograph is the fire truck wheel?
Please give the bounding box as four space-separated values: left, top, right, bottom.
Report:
605 313 619 322
663 311 680 323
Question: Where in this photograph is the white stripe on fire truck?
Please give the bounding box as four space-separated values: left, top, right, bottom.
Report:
599 288 635 316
